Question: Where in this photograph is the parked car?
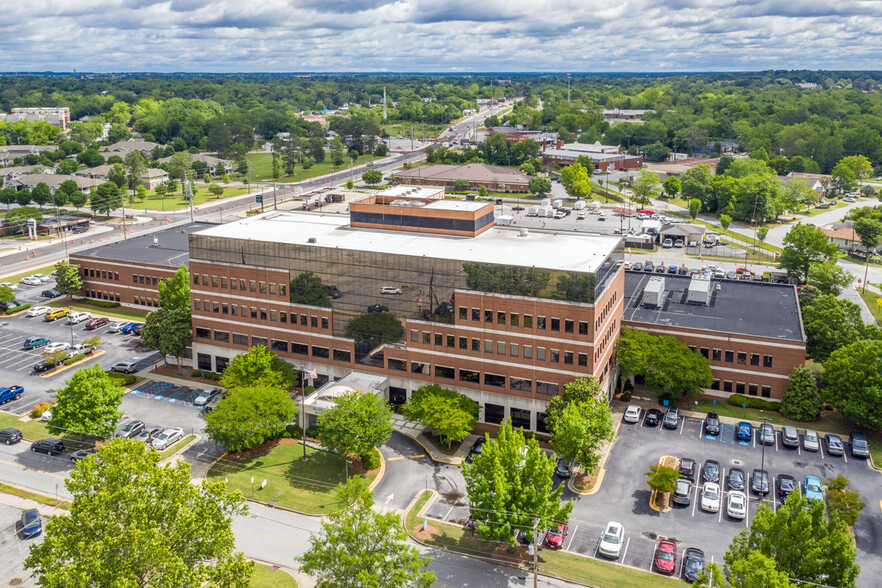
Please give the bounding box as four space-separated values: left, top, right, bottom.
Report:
781 425 800 448
672 478 692 506
674 238 685 248
803 429 820 452
31 438 65 456
23 336 51 350
151 427 184 451
193 388 221 407
0 386 24 406
623 405 641 423
682 548 705 582
554 458 573 478
727 491 747 519
701 482 721 512
850 431 870 458
465 437 485 463
31 273 50 283
44 308 69 321
776 474 798 501
663 407 679 429
654 539 677 575
824 434 845 456
380 286 402 295
33 359 58 373
110 360 139 374
41 288 61 298
643 408 662 427
121 322 143 335
727 467 745 491
367 304 389 313
136 427 163 445
644 261 654 272
117 420 145 439
201 395 222 415
324 285 343 299
84 317 110 330
20 276 42 286
598 522 624 559
701 459 720 483
704 412 721 436
758 423 775 445
70 448 99 463
26 306 51 317
0 427 22 445
662 238 673 248
632 262 643 271
0 282 18 291
44 342 70 353
20 509 42 538
679 458 696 482
108 321 129 333
751 469 770 495
736 421 752 442
803 475 825 502
544 523 568 549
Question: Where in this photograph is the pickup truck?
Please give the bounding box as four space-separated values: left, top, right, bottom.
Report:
0 386 23 405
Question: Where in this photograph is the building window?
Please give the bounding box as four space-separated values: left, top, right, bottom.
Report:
472 308 480 321
249 280 257 292
497 311 506 325
524 314 533 328
434 333 443 346
536 381 559 396
459 306 467 320
311 316 318 328
214 330 229 343
510 313 519 326
193 274 199 285
411 361 430 375
411 330 419 342
271 339 288 353
579 321 588 335
551 318 560 332
484 309 493 323
260 308 267 321
712 379 720 390
725 350 734 363
203 275 209 286
459 336 468 350
239 279 246 290
211 275 218 287
700 347 709 359
132 274 138 284
472 338 480 351
537 316 546 330
485 373 505 388
223 303 229 315
312 346 330 359
497 341 505 355
250 307 257 319
748 383 758 396
300 314 307 326
578 353 588 367
537 347 546 361
484 339 492 353
689 345 697 353
221 277 228 289
230 279 236 290
422 331 430 344
259 282 266 294
736 382 746 394
280 311 287 323
750 353 760 366
723 380 733 392
114 272 119 281
195 327 210 339
510 377 532 392
252 336 268 348
231 304 238 316
524 345 532 359
446 335 455 348
388 358 407 371
459 369 479 383
291 342 308 355
197 353 212 371
280 284 286 296
321 317 329 329
510 343 519 357
435 365 454 379
194 299 202 311
712 349 721 361
761 386 772 398
232 333 248 346
564 351 573 365
737 352 747 364
763 355 773 368
333 349 351 362
269 309 276 321
550 349 559 363
564 319 574 333
269 282 275 295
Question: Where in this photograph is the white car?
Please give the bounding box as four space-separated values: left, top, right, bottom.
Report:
380 286 402 295
577 211 587 220
151 427 184 451
727 491 746 519
26 306 51 317
623 405 641 424
31 274 51 284
598 521 624 559
108 321 128 333
701 482 721 512
803 429 820 452
67 311 92 324
44 342 70 353
0 282 17 291
20 276 42 286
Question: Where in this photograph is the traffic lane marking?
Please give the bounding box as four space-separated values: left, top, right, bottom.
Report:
258 533 306 549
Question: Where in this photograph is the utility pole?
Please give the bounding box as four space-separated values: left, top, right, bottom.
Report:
567 73 571 103
273 182 277 210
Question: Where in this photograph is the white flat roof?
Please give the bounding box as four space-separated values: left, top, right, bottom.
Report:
425 200 489 212
196 211 621 273
377 185 443 199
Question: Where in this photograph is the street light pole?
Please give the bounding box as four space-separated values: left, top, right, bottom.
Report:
759 416 771 496
301 364 307 461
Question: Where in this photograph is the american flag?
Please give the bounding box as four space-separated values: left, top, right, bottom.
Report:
416 296 423 305
304 368 318 380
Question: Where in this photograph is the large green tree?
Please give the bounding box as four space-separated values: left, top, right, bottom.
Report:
560 162 591 198
158 264 191 313
724 493 859 588
549 392 615 472
854 217 882 293
289 271 331 307
779 224 840 284
801 294 875 361
91 181 123 216
362 169 383 185
463 419 572 546
25 439 252 588
618 331 713 401
140 307 192 371
47 365 124 438
316 390 394 466
53 260 84 296
298 477 435 588
806 259 853 295
401 384 479 447
822 339 882 429
615 328 655 395
632 169 661 206
826 475 866 527
204 385 297 452
779 366 822 422
31 182 52 207
219 345 298 391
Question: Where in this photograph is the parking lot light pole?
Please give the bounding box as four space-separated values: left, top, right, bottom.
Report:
760 416 771 494
300 365 307 461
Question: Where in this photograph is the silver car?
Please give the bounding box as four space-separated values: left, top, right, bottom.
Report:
803 429 820 452
151 427 184 451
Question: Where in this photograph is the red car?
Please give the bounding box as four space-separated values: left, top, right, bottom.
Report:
544 523 568 549
654 539 677 575
84 317 109 330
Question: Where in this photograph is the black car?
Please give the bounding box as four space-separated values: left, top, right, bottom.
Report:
0 299 25 312
850 431 870 458
682 548 705 582
776 474 797 501
41 288 61 298
663 407 679 429
31 438 65 456
325 285 343 299
511 205 525 211
465 437 485 463
555 458 573 478
751 469 770 495
727 467 745 491
643 408 662 427
367 304 389 313
33 359 59 373
0 427 22 445
20 508 42 538
70 448 99 463
701 459 720 483
704 413 721 436
679 458 696 482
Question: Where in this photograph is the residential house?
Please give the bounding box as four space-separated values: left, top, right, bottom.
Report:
102 139 161 157
7 174 101 194
821 223 863 253
75 165 169 189
157 153 232 175
0 145 56 167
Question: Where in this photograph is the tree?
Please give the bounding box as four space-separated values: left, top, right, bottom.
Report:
662 176 680 198
16 189 32 208
236 156 248 178
31 182 51 207
724 551 797 588
47 365 124 438
140 308 192 371
135 185 147 202
401 384 479 447
167 151 194 181
645 465 680 506
453 178 470 191
0 285 13 305
362 169 383 185
779 224 839 284
25 439 252 588
317 390 394 468
478 185 488 197
822 339 882 429
826 475 865 527
779 366 822 422
544 376 601 432
831 162 857 194
528 176 552 195
53 260 83 296
680 163 713 204
689 198 701 220
219 345 298 392
91 181 122 216
208 184 224 199
462 419 573 545
853 217 882 293
76 148 104 168
107 163 127 189
801 294 871 361
548 390 614 472
839 155 872 185
374 143 389 157
345 178 355 189
560 162 591 198
52 189 68 209
154 183 167 205
123 150 147 192
298 477 435 588
724 493 859 588
69 190 88 210
205 385 297 452
615 328 655 395
806 259 852 295
289 271 331 307
637 334 713 401
0 186 16 211
632 169 661 205
719 214 732 230
344 312 405 349
56 158 79 175
203 172 211 184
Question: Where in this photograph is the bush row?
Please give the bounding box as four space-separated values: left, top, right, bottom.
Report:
191 369 222 381
108 373 137 386
63 353 86 366
76 298 121 308
727 394 782 411
6 303 32 314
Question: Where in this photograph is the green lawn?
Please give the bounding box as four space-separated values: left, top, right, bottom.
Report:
159 434 196 460
0 411 94 449
0 481 72 510
382 123 446 138
860 289 882 324
250 563 298 588
244 152 378 184
130 185 252 211
0 263 57 283
47 299 150 322
207 442 376 515
404 491 679 588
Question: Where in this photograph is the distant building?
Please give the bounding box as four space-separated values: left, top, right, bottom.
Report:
795 83 820 90
75 165 169 190
704 140 740 154
821 224 862 252
6 107 71 130
102 139 160 156
0 145 56 167
542 142 643 172
392 163 531 193
156 153 231 175
602 109 647 124
485 126 558 146
7 174 101 194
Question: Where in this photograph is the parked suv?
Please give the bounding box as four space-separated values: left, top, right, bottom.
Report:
31 438 65 456
850 431 870 458
0 427 22 445
663 407 679 429
110 360 139 374
781 426 800 448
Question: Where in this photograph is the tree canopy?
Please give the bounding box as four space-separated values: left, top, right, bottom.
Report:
400 384 479 447
616 328 713 400
779 224 840 283
822 339 882 429
316 389 394 459
205 385 298 452
219 345 299 391
48 365 124 438
289 271 331 307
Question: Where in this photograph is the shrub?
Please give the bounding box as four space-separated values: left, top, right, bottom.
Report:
6 303 32 314
361 448 381 470
191 369 222 381
620 391 632 402
727 395 781 411
31 402 52 418
284 424 303 439
107 373 137 386
75 298 121 308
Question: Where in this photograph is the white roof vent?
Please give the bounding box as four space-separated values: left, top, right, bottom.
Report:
518 228 529 237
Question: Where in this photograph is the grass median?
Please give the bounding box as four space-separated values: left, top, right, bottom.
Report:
244 152 378 184
250 563 298 588
859 289 882 324
0 263 57 283
159 434 196 460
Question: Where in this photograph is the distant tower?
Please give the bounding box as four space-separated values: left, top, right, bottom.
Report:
383 87 387 120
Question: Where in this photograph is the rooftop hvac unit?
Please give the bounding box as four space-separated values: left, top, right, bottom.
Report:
687 274 713 305
307 237 317 244
642 277 665 307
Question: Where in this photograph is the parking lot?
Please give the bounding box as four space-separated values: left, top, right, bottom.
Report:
0 502 41 588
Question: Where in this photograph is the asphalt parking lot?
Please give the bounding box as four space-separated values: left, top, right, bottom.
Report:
0 502 41 588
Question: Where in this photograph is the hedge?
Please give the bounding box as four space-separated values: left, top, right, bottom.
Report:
6 303 32 314
727 394 781 411
62 353 86 366
76 298 121 308
107 373 137 386
191 369 222 381
361 448 381 470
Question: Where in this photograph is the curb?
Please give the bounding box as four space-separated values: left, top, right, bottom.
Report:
39 349 106 378
398 429 462 466
368 449 386 492
567 417 622 496
157 433 201 465
248 559 310 588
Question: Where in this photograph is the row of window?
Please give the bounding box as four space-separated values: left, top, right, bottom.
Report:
456 307 593 336
712 379 773 398
690 346 774 368
83 268 120 281
134 296 159 308
85 290 121 303
390 358 559 395
594 320 617 363
595 290 619 331
194 300 330 329
194 328 351 362
133 274 159 286
409 328 590 367
194 274 287 297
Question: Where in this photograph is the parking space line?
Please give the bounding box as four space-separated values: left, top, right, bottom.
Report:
442 506 454 522
691 485 699 517
679 418 685 435
620 537 630 562
697 423 704 439
564 525 577 552
774 434 779 452
843 453 848 464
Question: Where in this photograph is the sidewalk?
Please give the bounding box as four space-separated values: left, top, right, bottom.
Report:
391 414 472 465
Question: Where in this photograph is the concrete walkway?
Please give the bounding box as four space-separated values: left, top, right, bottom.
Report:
391 414 472 465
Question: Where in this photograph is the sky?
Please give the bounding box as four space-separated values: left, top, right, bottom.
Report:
3 0 882 72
